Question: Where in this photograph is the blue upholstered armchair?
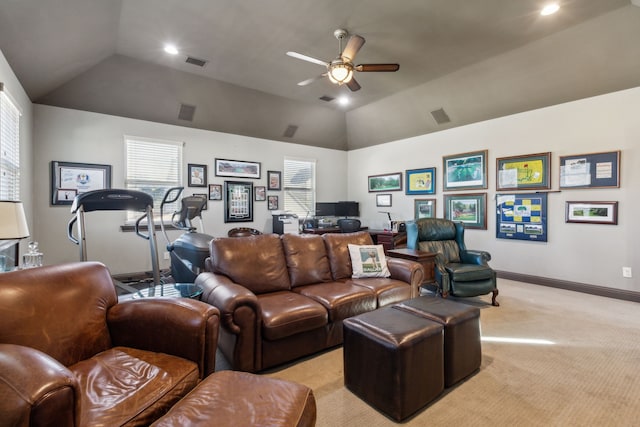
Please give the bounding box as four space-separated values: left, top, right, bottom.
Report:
406 218 499 306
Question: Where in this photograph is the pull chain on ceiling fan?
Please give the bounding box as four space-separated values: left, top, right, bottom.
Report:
286 29 399 92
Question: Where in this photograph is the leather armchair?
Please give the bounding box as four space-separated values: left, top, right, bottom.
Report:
407 218 499 306
0 262 220 426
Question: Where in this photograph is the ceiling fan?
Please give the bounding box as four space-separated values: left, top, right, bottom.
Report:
286 29 400 92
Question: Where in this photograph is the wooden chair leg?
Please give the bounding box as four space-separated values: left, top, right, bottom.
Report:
491 289 500 306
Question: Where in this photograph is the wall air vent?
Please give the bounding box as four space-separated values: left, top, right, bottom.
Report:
430 108 451 125
178 104 196 121
319 95 335 102
185 56 208 67
283 125 298 138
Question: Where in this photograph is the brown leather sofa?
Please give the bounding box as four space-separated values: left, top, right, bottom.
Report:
0 262 220 427
196 231 424 372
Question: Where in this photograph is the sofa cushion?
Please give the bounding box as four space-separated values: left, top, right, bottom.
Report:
293 282 377 322
347 244 391 278
348 277 412 307
70 346 200 426
210 234 291 294
282 234 332 287
323 231 374 280
257 291 328 341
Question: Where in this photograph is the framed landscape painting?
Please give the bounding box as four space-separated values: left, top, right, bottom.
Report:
444 193 487 230
443 150 488 191
368 172 402 192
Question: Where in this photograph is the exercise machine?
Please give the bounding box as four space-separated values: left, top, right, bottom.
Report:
67 189 161 294
160 187 213 283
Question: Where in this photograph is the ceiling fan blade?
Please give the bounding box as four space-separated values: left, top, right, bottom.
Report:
355 63 400 72
286 51 329 67
341 35 365 62
297 74 326 87
346 78 361 92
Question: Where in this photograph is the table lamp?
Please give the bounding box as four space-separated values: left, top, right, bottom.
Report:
0 201 30 271
0 200 29 240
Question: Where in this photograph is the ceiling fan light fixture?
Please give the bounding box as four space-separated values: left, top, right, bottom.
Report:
327 60 354 84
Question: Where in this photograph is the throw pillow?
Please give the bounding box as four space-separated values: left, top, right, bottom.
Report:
347 244 391 278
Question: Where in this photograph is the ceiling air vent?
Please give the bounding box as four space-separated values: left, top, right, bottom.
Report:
283 125 298 138
178 104 196 121
319 95 335 102
185 56 208 67
430 108 451 125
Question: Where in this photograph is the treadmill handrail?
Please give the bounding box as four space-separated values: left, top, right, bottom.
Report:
71 189 154 213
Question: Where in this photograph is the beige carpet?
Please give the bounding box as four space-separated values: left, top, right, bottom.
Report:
256 280 640 426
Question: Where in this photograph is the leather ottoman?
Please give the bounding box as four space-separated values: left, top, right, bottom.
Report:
343 306 444 421
394 296 481 387
151 370 316 427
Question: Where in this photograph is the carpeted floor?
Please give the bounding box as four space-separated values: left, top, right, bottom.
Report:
219 279 640 426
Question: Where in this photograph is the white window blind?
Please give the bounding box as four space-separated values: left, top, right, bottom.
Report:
0 84 21 201
283 157 316 219
125 136 182 221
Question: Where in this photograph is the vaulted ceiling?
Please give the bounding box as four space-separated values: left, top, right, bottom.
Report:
1 0 640 150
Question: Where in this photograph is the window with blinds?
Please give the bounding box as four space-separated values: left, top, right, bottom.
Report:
125 136 182 221
283 157 316 219
0 84 21 201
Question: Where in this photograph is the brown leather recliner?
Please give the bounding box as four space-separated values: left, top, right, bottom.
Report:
0 261 220 427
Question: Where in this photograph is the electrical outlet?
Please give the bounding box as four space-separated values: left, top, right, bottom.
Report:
163 252 170 260
622 267 632 278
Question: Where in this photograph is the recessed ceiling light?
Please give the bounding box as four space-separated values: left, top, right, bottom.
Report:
164 44 179 55
540 3 560 16
338 96 350 106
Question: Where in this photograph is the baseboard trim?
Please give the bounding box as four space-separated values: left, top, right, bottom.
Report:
496 271 640 303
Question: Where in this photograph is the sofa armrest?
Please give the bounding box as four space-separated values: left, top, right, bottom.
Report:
0 343 79 427
195 272 260 334
107 299 220 377
386 257 424 298
461 249 491 265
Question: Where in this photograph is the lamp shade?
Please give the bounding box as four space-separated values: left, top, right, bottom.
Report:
0 201 30 239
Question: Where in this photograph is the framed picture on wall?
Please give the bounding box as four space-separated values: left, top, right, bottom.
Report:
443 150 488 191
496 152 551 191
254 186 266 201
496 193 548 241
405 167 435 195
559 151 620 189
50 161 112 206
443 193 487 229
376 194 392 207
414 198 436 219
268 195 279 210
267 170 282 190
188 164 207 187
208 184 222 200
215 158 261 179
368 172 402 192
224 181 253 222
565 201 618 225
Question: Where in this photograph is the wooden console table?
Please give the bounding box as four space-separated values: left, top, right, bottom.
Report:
386 248 436 289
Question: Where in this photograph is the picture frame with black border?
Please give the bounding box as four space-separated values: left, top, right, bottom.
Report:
215 158 261 179
208 184 222 200
268 195 279 210
224 181 253 222
188 163 207 187
267 170 282 190
254 185 266 201
50 161 112 206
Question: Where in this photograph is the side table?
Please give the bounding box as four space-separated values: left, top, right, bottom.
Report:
386 248 436 293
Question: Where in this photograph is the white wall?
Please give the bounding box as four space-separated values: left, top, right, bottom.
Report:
33 105 348 274
0 50 34 258
348 87 640 292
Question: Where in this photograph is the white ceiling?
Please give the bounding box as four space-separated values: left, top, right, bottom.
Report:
1 0 639 150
